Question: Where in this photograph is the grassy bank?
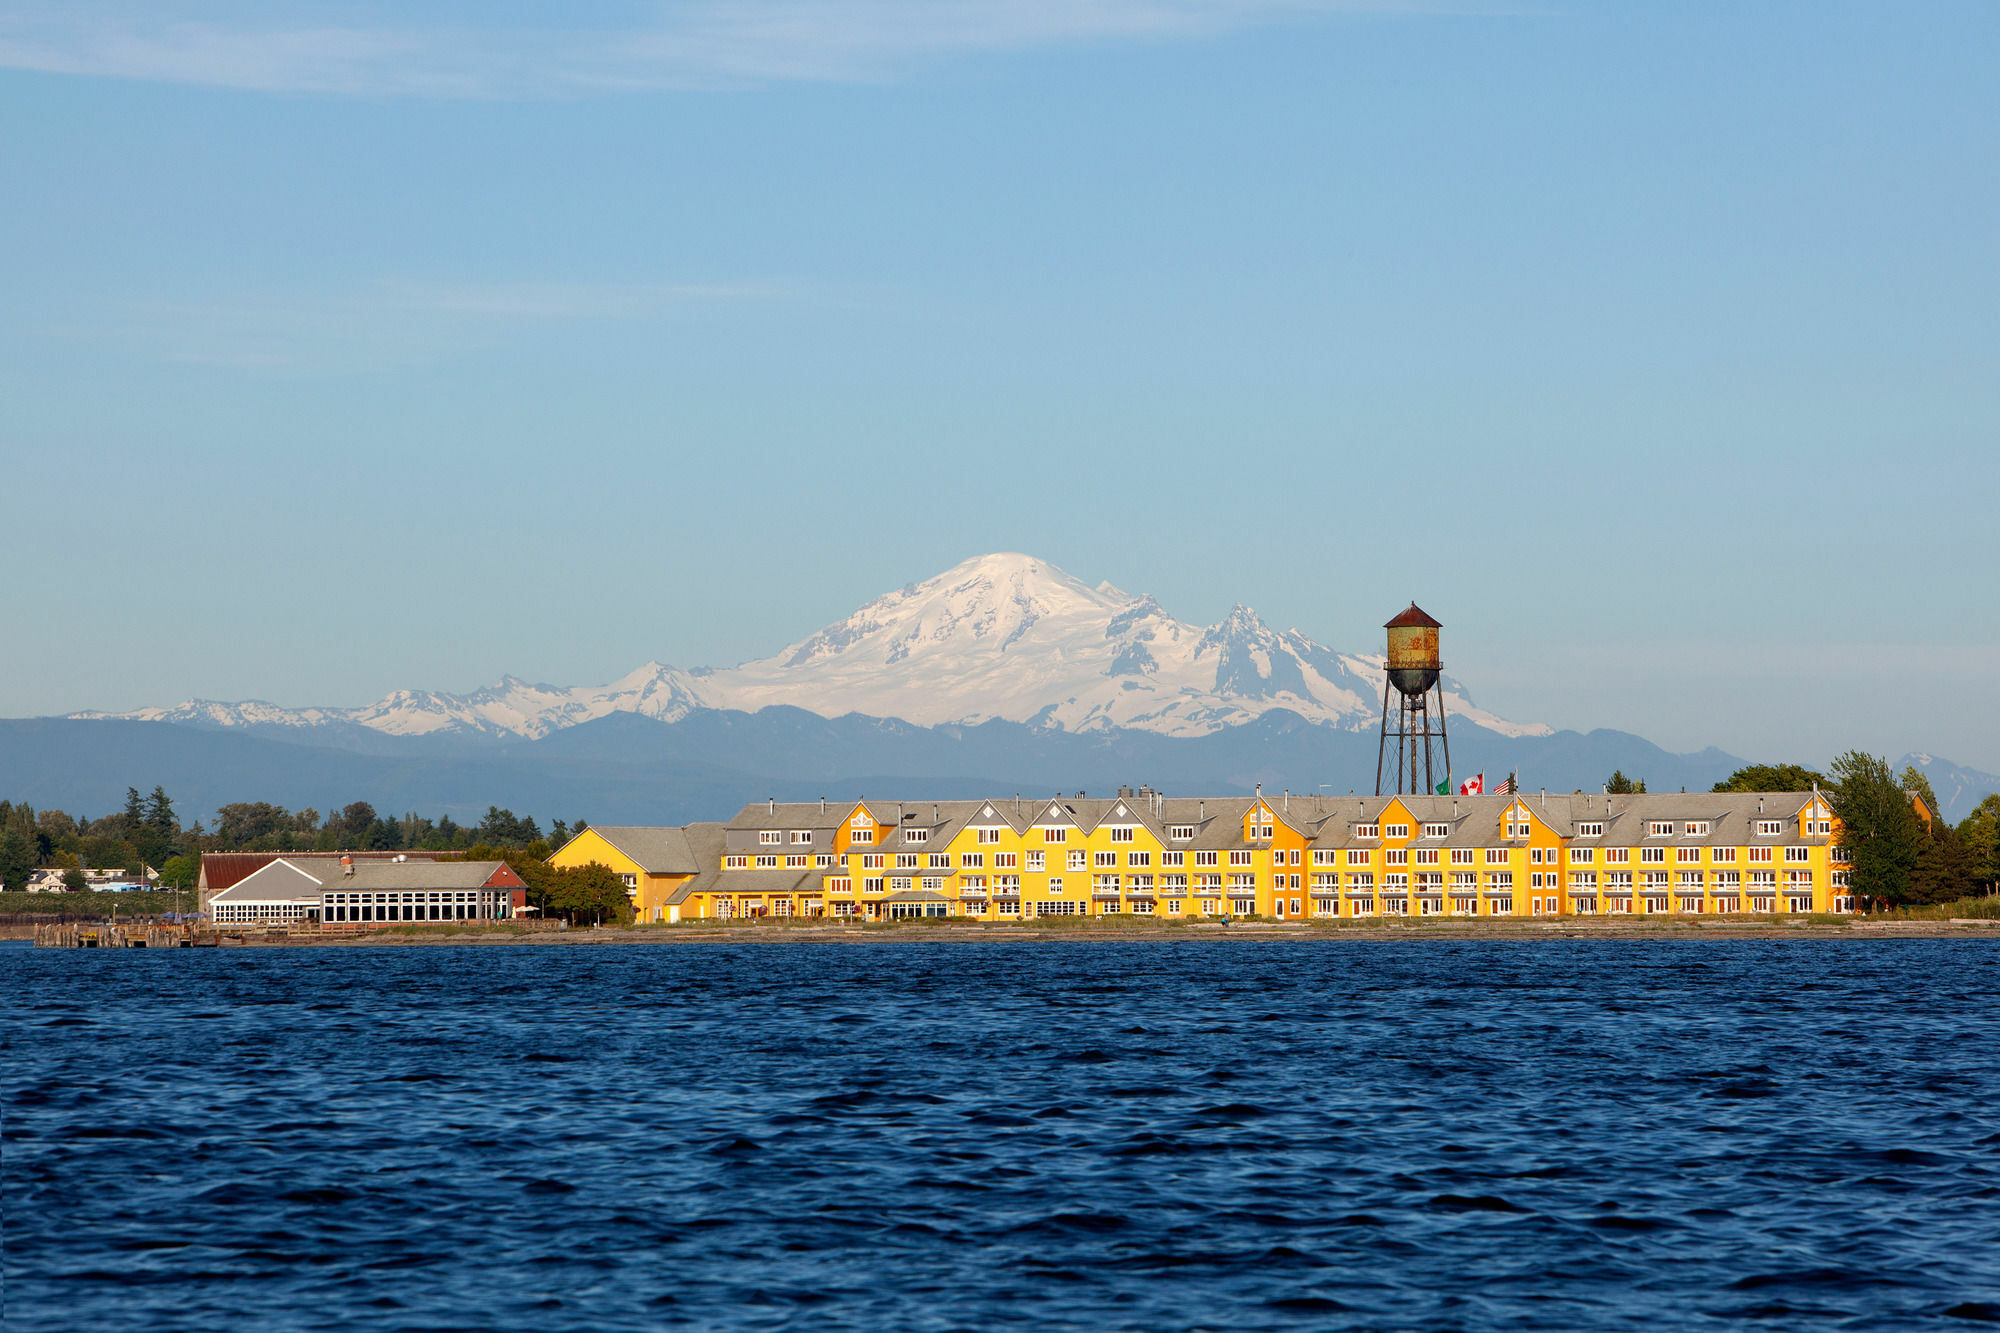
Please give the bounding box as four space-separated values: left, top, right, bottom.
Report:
1882 895 2000 921
0 890 188 916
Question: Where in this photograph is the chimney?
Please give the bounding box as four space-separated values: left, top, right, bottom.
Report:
820 797 826 814
768 797 775 815
1255 783 1262 798
341 855 354 877
1284 790 1290 812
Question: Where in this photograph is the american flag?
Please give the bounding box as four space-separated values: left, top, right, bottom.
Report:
1490 774 1516 797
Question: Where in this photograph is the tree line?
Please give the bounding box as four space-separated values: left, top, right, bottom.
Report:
0 789 585 895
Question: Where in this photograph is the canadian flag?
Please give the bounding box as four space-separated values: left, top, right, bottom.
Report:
1459 773 1484 795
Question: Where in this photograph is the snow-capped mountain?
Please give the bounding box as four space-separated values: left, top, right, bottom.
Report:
75 553 1551 742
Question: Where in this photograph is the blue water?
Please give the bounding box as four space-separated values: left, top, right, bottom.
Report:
7 939 2000 1331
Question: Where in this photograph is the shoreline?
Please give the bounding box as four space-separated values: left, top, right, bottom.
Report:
276 918 2000 946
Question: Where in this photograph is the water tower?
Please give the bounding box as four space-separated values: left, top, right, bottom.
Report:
1375 603 1452 796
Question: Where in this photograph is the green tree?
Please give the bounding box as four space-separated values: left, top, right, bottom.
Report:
1899 766 1942 820
1828 751 1925 906
1959 794 2000 888
159 854 200 890
1607 770 1647 794
61 867 89 892
123 786 145 826
144 786 176 833
335 802 378 846
0 829 32 892
1908 819 1979 905
215 802 294 847
1713 764 1823 793
475 807 542 847
546 861 633 927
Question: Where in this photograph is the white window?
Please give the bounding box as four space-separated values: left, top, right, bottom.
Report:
1228 851 1253 867
1414 849 1440 866
1162 851 1185 867
1355 824 1379 839
1647 822 1674 837
1042 827 1068 844
1347 849 1372 867
1450 849 1474 865
1784 846 1811 863
850 828 872 845
1640 847 1665 864
1128 851 1151 867
904 828 928 844
1677 846 1701 863
1422 823 1449 838
791 830 814 845
1271 850 1287 869
929 853 951 870
754 855 779 869
1713 846 1737 864
1195 851 1218 867
1484 848 1509 866
1385 824 1410 839
1569 847 1592 864
1684 822 1709 837
1576 822 1603 838
976 827 1002 844
1169 826 1195 841
785 854 808 868
1109 827 1135 844
1094 851 1118 868
961 853 983 869
1756 821 1783 836
1026 851 1045 871
1067 850 1088 871
725 855 748 869
759 831 782 845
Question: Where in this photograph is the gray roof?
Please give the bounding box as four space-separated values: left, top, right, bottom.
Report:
210 857 511 903
581 826 699 875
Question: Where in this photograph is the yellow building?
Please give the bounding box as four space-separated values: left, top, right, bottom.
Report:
598 786 1864 923
549 824 719 923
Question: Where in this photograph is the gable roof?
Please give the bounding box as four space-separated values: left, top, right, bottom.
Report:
209 857 515 902
581 826 700 875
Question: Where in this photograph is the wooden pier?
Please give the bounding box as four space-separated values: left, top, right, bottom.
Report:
33 920 217 948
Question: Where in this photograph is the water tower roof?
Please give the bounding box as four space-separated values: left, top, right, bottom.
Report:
1384 602 1442 630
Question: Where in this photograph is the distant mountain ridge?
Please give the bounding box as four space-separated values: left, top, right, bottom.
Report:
73 553 1551 743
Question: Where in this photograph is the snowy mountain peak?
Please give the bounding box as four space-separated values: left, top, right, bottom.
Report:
73 554 1551 743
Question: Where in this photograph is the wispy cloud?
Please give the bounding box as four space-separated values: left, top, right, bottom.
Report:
47 277 785 373
0 1 1467 97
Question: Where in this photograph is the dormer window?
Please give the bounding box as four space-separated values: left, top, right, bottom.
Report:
1384 824 1410 839
1355 824 1379 840
1647 822 1674 837
1422 823 1449 839
1576 822 1603 838
1756 821 1783 836
791 830 814 845
1684 822 1709 837
1505 821 1530 838
904 829 928 844
759 831 782 845
1169 826 1195 841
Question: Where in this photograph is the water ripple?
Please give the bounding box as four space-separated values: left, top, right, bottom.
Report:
5 938 1999 1330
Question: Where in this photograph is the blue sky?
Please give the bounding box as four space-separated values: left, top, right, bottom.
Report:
4 1 1997 769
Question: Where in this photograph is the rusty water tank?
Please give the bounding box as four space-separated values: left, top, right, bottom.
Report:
1384 603 1442 696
